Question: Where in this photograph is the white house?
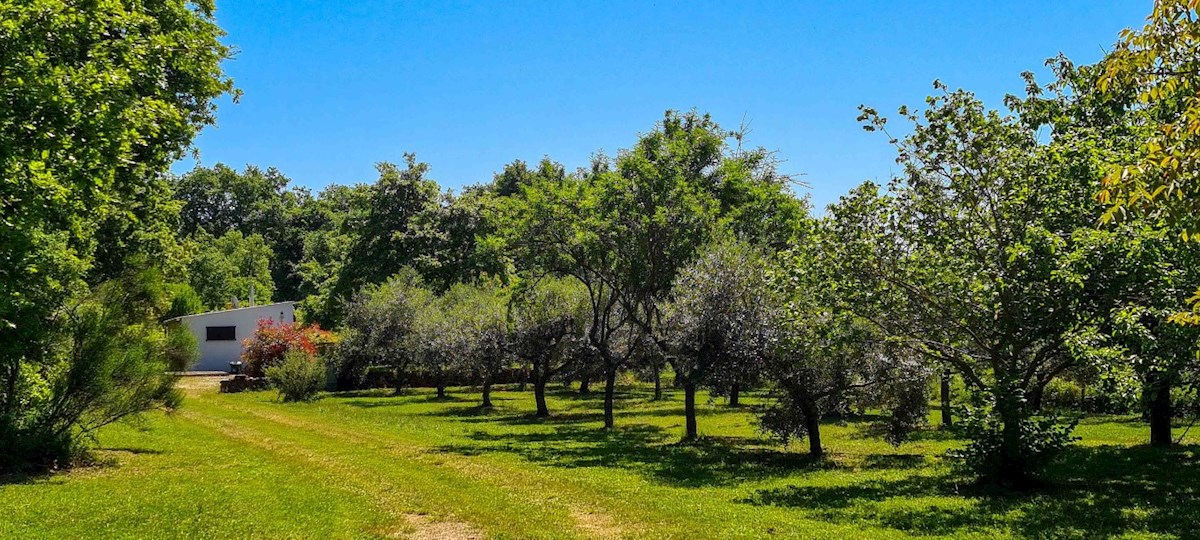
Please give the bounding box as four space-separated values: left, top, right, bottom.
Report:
167 301 297 372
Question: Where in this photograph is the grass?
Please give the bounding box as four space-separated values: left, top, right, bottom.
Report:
2 381 1199 539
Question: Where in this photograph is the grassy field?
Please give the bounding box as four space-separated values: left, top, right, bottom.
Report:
2 379 1199 539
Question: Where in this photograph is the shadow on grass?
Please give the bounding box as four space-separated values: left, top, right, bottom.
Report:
847 422 962 443
745 444 1200 538
0 444 167 487
0 471 53 486
434 420 835 488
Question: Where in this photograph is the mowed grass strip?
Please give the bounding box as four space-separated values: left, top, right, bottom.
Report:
3 381 1199 539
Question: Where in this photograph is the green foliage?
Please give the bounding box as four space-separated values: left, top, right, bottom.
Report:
491 157 567 197
1 266 184 472
406 289 469 396
440 281 510 406
1097 1 1200 236
294 184 372 325
164 283 204 320
164 324 200 372
1042 379 1084 412
333 270 433 389
265 350 327 403
186 231 275 309
330 157 442 318
0 1 233 463
846 83 1129 484
506 276 588 415
172 163 321 300
660 239 776 439
951 404 1079 487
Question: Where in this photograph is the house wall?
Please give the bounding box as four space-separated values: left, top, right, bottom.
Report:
177 303 296 372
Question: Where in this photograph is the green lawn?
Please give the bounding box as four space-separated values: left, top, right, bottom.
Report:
2 380 1199 539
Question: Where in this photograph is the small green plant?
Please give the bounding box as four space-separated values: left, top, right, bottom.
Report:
265 350 326 402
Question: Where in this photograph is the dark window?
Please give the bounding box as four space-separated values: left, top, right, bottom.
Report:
206 326 236 341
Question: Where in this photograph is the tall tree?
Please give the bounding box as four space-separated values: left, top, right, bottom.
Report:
0 0 233 469
851 86 1121 486
326 156 440 323
506 164 640 428
172 164 290 239
1096 1 1200 322
294 183 372 325
412 187 507 293
1098 0 1200 235
186 231 275 310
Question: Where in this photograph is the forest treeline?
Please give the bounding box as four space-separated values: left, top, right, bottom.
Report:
4 0 1200 489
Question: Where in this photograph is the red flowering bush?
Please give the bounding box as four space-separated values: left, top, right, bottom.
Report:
242 319 336 377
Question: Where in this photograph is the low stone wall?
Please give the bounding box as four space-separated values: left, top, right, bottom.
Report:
220 375 270 393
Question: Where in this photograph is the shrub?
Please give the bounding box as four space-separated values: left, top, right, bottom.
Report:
950 405 1078 487
1 267 183 472
265 350 327 402
1043 379 1083 411
242 319 335 377
164 324 200 372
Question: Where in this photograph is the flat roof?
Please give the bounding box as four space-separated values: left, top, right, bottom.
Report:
163 301 297 323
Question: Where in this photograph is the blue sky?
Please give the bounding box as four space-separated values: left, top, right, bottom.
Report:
176 1 1150 210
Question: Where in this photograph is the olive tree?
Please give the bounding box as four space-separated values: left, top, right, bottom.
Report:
334 270 432 390
442 282 509 408
757 228 928 457
659 240 775 440
407 295 467 400
508 277 588 417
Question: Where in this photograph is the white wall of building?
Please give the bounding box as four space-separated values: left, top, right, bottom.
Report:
172 302 296 372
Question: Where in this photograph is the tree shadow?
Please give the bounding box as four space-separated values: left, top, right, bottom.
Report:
744 444 1200 538
434 421 835 488
340 393 477 409
0 468 57 486
0 444 166 487
847 422 962 442
99 446 164 456
856 453 930 470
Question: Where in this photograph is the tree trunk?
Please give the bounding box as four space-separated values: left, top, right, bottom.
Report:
578 376 591 394
801 402 823 457
995 389 1029 487
603 367 616 429
1149 375 1173 447
940 372 953 427
683 380 698 441
436 384 446 399
481 379 493 408
393 366 405 395
1028 382 1046 413
653 365 662 401
729 383 741 407
534 378 550 417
